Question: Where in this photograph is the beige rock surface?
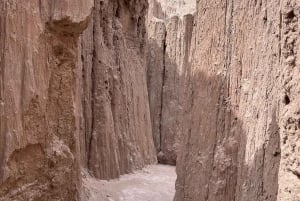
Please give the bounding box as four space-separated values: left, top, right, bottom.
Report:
147 19 166 153
0 0 157 199
159 15 194 164
148 0 196 19
79 0 157 180
1 0 300 200
174 0 300 201
0 0 93 200
147 0 194 164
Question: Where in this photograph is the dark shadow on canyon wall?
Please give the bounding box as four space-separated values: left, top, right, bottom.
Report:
177 70 282 201
172 59 282 201
146 15 194 166
147 30 281 200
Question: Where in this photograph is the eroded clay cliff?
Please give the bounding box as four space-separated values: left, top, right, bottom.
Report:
147 0 195 165
1 0 300 200
0 1 93 200
174 0 300 201
0 0 157 199
79 0 157 180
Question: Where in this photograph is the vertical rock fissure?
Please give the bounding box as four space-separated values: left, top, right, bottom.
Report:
278 11 282 62
147 0 196 165
87 15 96 170
261 143 266 198
159 30 168 154
225 0 234 70
0 2 7 182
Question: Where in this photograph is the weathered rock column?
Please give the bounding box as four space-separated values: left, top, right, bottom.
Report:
147 0 195 165
79 0 157 180
0 0 93 200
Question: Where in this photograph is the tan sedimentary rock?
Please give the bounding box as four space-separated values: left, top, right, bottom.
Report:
148 0 196 20
159 15 194 164
0 0 156 199
0 0 93 200
2 0 299 200
158 0 196 19
79 0 157 180
147 18 166 153
147 0 194 164
148 0 165 20
175 0 300 201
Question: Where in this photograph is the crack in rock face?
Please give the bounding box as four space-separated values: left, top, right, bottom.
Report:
146 0 195 165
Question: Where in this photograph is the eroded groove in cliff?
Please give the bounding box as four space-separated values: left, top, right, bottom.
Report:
159 30 168 155
87 9 96 171
0 2 7 182
81 0 157 180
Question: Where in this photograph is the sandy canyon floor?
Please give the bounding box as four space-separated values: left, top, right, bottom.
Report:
83 165 176 201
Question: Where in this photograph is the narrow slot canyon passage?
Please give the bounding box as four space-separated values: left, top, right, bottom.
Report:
83 165 176 201
1 0 300 200
82 1 195 200
82 0 194 200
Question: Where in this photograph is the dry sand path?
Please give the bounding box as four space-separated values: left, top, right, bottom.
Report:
83 165 176 201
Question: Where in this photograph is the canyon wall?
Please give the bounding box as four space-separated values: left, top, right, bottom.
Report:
147 0 194 164
0 0 157 199
79 0 157 180
175 0 300 201
148 0 196 19
1 0 300 200
0 0 93 200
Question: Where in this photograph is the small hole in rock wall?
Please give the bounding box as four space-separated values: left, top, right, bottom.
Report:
284 95 290 105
